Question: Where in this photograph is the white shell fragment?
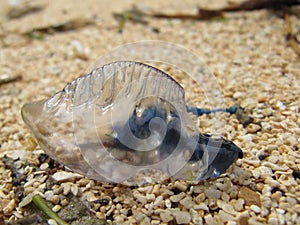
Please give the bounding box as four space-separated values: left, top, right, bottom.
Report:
22 61 242 184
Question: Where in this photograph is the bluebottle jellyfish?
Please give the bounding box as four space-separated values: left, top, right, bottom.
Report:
21 61 243 184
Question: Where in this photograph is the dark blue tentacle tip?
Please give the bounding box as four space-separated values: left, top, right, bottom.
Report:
238 149 243 159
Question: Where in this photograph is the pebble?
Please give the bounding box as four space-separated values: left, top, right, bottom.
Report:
237 212 249 225
253 166 273 179
160 210 173 222
61 198 68 206
205 189 222 199
193 185 205 194
114 215 124 223
61 183 71 195
204 214 215 225
51 195 60 205
52 205 61 213
153 196 163 207
173 211 191 224
286 196 297 206
279 202 290 211
221 192 230 202
19 193 34 207
52 171 83 182
250 205 261 214
222 203 236 215
150 220 160 225
52 185 62 195
146 193 155 201
216 178 232 191
260 196 272 208
195 193 206 203
140 216 151 225
219 210 235 222
48 219 58 225
227 222 237 225
194 202 209 211
233 91 244 99
152 184 160 196
243 158 260 167
165 199 172 208
239 134 253 143
70 185 79 196
293 204 300 213
3 199 16 215
247 123 261 133
138 186 153 194
85 192 98 202
77 178 90 186
133 191 147 204
261 122 272 131
170 192 185 202
69 40 89 60
189 208 203 225
163 189 174 196
238 187 261 206
40 162 49 170
265 177 279 188
179 196 194 209
173 181 187 192
268 215 279 225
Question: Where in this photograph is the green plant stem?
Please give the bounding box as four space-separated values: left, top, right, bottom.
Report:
32 195 70 225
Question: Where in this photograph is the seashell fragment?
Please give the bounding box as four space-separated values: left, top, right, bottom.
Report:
21 61 243 184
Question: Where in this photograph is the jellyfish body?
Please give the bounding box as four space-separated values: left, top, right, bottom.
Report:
22 61 242 184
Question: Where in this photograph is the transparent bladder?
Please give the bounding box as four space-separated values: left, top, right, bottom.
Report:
22 61 242 185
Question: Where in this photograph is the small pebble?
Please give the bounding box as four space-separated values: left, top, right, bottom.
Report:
268 216 279 225
219 210 235 222
170 192 185 202
19 193 34 207
238 187 261 206
160 210 173 222
85 192 98 202
3 199 16 215
189 208 203 225
250 205 261 213
204 214 215 225
146 193 155 201
152 184 160 196
133 191 147 204
61 198 68 206
70 185 79 196
48 219 58 225
179 196 194 209
52 171 83 182
114 215 124 223
195 193 206 203
194 202 209 211
52 205 61 213
237 212 249 225
61 183 71 195
234 199 245 212
173 211 191 224
233 91 244 99
222 203 236 215
165 199 172 208
173 181 187 192
247 123 261 133
205 189 222 199
51 195 60 205
153 196 163 207
40 162 49 170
